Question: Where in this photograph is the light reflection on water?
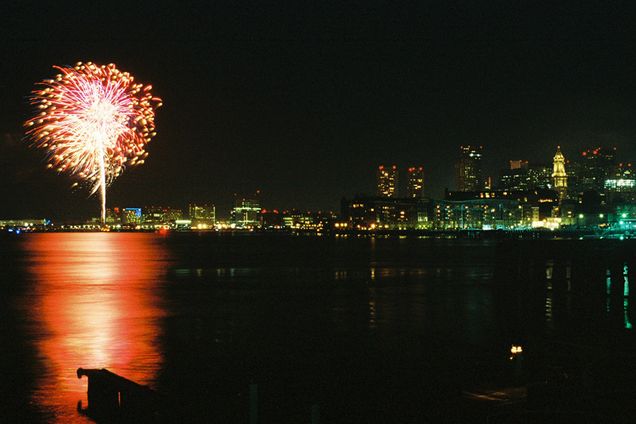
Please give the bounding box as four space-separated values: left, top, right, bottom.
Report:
21 233 168 422
4 234 636 422
541 259 634 332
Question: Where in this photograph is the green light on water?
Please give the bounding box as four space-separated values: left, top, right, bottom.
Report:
624 299 632 330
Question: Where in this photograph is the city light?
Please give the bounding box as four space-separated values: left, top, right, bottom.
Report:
510 345 523 355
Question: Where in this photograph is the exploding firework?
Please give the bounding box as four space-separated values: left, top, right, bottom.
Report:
25 61 162 223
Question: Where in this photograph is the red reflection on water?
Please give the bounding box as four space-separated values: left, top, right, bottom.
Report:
23 233 167 422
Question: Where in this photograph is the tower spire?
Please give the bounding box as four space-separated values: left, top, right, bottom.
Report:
552 146 567 201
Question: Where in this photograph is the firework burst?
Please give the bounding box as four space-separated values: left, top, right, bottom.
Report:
25 61 162 223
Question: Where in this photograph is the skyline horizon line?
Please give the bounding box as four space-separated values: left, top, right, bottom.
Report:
2 139 634 221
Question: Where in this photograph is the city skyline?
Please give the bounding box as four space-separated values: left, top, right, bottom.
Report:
3 141 636 221
3 2 636 219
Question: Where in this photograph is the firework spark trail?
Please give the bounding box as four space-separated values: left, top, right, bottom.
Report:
25 62 162 223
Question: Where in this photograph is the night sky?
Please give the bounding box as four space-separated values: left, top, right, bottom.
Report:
2 1 636 219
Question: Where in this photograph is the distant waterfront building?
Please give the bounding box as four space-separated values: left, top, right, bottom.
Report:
280 209 335 230
527 164 552 190
605 162 636 203
444 189 560 229
457 145 484 191
552 146 568 201
188 203 216 227
143 206 184 226
259 209 284 229
406 166 425 198
498 161 551 192
0 219 49 230
377 165 398 197
230 195 261 228
105 207 121 225
499 160 529 191
340 196 430 230
578 146 616 193
122 207 142 225
433 198 521 230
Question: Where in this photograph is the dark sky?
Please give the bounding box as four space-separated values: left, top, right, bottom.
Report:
2 1 636 219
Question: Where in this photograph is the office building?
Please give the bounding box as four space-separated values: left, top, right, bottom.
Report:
230 195 261 228
406 166 425 198
605 162 636 203
142 206 183 226
579 146 616 192
122 207 143 225
377 165 398 197
341 196 430 230
189 203 216 227
457 145 484 191
499 160 529 191
527 164 552 190
444 189 560 229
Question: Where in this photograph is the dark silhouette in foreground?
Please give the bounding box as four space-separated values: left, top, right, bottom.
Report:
77 368 164 422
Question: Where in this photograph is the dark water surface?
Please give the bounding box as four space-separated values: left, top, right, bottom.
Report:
1 233 635 422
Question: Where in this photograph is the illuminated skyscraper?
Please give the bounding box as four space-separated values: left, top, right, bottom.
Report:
456 145 483 191
377 165 398 197
406 166 425 198
552 146 568 201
